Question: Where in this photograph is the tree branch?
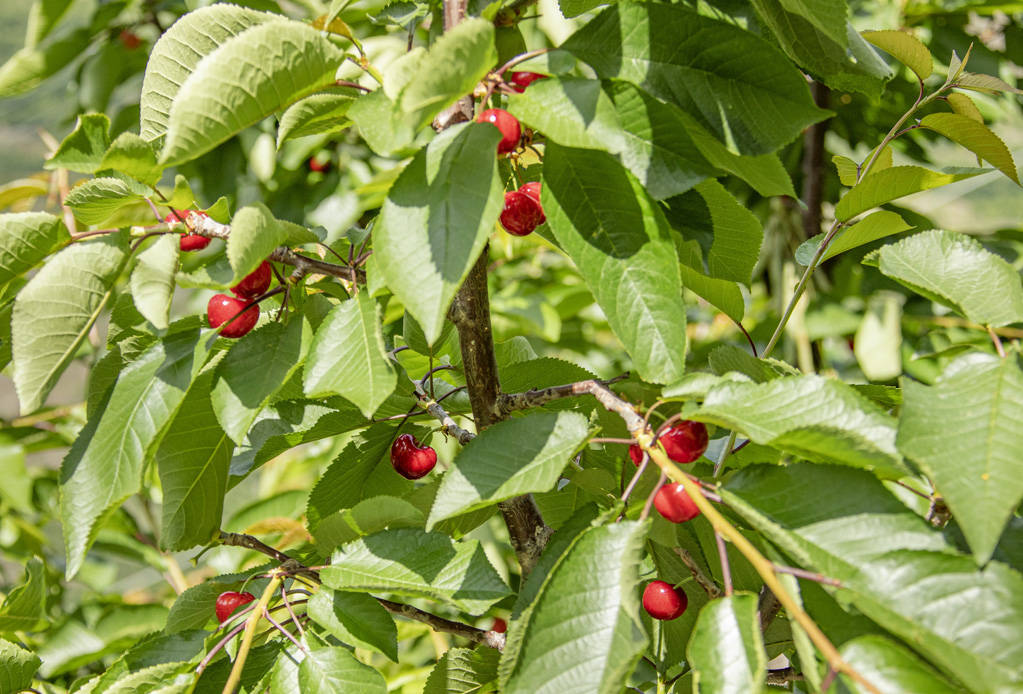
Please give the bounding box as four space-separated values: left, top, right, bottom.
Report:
497 373 630 416
672 547 722 599
414 380 475 445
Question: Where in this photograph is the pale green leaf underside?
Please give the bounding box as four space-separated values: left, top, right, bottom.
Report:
687 594 766 694
297 646 388 694
130 234 179 330
277 92 357 147
0 558 46 632
898 354 1023 563
835 166 986 221
12 234 127 414
877 229 1023 327
695 374 907 477
44 113 110 174
323 529 511 615
100 132 164 187
428 411 589 527
0 637 41 694
0 211 69 289
65 177 147 226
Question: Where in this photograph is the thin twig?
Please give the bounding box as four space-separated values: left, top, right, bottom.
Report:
377 598 504 649
672 547 722 599
263 606 309 654
413 380 475 445
497 373 630 415
987 324 1007 357
281 585 305 640
640 472 666 521
772 564 842 587
716 533 733 596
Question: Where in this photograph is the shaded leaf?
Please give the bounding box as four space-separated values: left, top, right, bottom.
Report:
298 646 387 694
424 647 500 694
687 594 766 694
130 234 179 330
277 92 357 147
0 558 47 633
307 588 398 661
795 210 913 265
0 28 92 99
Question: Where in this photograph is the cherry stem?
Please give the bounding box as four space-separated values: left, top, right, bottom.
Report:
639 471 665 522
334 79 372 92
672 547 722 599
731 317 758 357
263 606 309 655
589 437 636 446
280 584 305 640
196 621 248 675
987 324 1007 357
620 452 650 508
496 47 550 77
716 533 733 597
772 563 842 587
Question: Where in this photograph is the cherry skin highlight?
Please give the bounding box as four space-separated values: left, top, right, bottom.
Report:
477 108 521 154
231 261 272 300
207 294 259 338
508 71 547 93
659 421 709 463
166 209 211 252
642 581 688 620
215 591 255 623
654 483 701 523
518 181 545 223
500 191 544 237
390 433 438 480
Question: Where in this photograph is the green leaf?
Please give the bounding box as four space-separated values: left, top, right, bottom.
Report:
779 0 849 45
130 234 179 331
226 203 317 281
398 18 496 128
140 4 284 143
708 344 799 383
313 495 425 550
44 113 110 174
721 463 1023 694
304 293 396 418
898 354 1023 563
322 529 511 615
0 28 92 98
373 122 503 343
0 637 41 694
348 89 419 157
298 646 387 694
695 375 907 477
277 92 357 147
500 521 648 694
686 594 766 694
954 71 1023 95
839 635 962 694
834 166 986 221
862 29 933 81
307 588 398 661
99 132 164 187
428 411 589 527
0 212 69 290
543 143 686 384
507 78 717 200
946 93 984 123
796 210 913 266
561 3 831 155
876 229 1023 327
424 647 500 694
0 178 50 211
25 0 77 47
160 20 347 166
0 558 47 633
60 325 209 578
156 368 234 551
853 292 903 382
12 234 128 414
211 318 309 444
833 145 893 187
65 176 149 226
920 113 1020 184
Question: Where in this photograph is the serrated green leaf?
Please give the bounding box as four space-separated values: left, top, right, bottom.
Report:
695 375 907 477
424 647 500 694
833 145 893 187
307 588 398 661
946 93 984 123
877 229 1023 327
0 558 47 633
839 635 961 694
835 166 986 221
373 122 503 343
65 177 148 226
954 71 1023 95
348 88 419 156
313 495 424 550
543 142 686 384
226 203 317 280
130 234 179 330
160 20 347 166
687 594 766 694
708 344 799 383
0 637 41 694
100 132 164 187
898 354 1023 563
0 212 69 290
862 29 933 81
0 28 92 99
140 5 285 143
298 646 387 694
157 368 233 551
779 0 848 45
561 3 831 155
304 293 396 418
165 573 251 633
277 92 357 147
500 520 648 694
12 234 128 414
211 318 309 444
920 113 1020 184
60 325 209 578
796 209 913 265
428 411 589 527
45 113 110 174
322 529 511 615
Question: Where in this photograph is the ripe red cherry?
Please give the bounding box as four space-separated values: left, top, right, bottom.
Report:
231 261 272 300
207 294 259 338
215 591 255 623
390 433 437 480
477 108 521 155
491 617 507 633
308 156 330 173
517 181 545 223
658 421 709 463
628 444 643 465
166 209 211 252
654 483 701 523
642 581 688 620
119 30 142 50
508 71 546 93
500 191 544 237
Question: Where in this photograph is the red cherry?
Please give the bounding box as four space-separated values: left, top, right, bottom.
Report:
517 181 545 223
491 617 507 633
658 421 708 464
390 433 437 480
119 30 142 51
477 108 521 155
215 591 255 623
654 483 701 523
628 444 643 466
508 71 546 93
207 294 259 338
308 157 331 173
500 191 544 237
231 261 272 300
166 209 211 252
642 581 688 620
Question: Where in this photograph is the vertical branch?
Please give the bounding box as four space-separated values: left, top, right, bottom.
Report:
800 81 830 241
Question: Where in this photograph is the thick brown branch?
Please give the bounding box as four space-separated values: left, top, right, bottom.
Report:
800 81 830 240
497 373 630 416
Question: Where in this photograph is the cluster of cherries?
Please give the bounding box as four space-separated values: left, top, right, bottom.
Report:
166 209 275 339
